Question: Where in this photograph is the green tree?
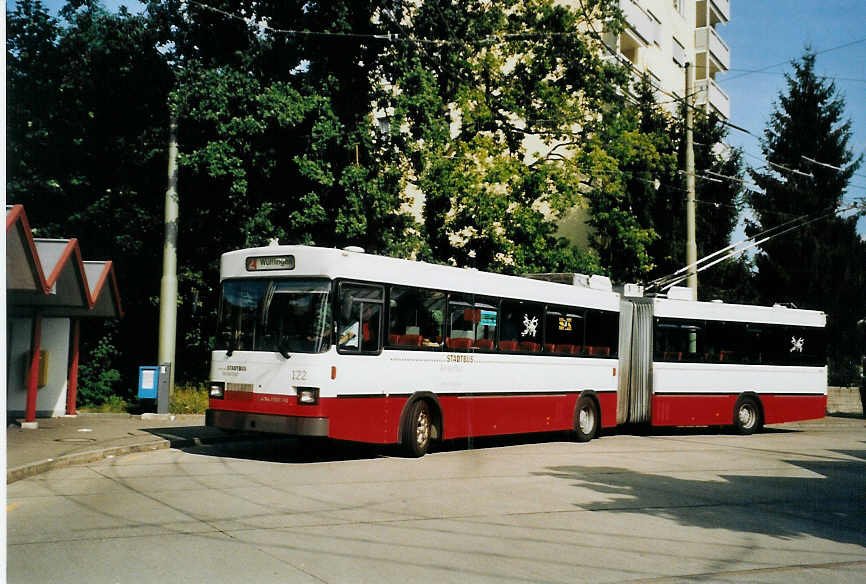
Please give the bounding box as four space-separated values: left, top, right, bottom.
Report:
688 112 756 304
657 102 755 303
7 0 62 207
581 76 673 282
583 74 751 292
747 51 865 384
7 0 174 403
376 0 624 274
143 0 422 378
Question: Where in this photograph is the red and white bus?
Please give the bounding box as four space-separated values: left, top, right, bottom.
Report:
206 245 826 456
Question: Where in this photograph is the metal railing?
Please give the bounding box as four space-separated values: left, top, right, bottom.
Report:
695 78 730 118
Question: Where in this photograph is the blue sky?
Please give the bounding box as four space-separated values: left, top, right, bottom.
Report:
16 1 866 236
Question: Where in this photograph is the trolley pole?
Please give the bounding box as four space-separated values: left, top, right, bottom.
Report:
158 113 179 407
684 62 698 300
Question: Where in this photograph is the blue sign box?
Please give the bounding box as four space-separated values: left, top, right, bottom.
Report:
138 366 159 399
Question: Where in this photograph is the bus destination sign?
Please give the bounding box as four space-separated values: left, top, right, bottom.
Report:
246 255 295 271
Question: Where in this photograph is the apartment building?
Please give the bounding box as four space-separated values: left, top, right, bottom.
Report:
607 0 730 118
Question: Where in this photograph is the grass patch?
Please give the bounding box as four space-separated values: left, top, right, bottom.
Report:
81 395 129 413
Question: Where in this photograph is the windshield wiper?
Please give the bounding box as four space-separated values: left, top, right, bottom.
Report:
226 334 237 358
277 337 291 360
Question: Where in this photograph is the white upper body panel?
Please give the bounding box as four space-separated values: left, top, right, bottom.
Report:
222 245 623 311
653 296 825 327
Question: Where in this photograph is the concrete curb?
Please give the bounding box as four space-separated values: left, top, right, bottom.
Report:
7 439 171 484
6 432 259 484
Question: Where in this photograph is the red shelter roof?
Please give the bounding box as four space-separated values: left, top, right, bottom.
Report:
6 205 123 319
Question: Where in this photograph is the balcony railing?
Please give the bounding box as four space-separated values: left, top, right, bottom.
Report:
709 0 730 23
695 26 730 71
695 78 730 119
620 0 660 46
672 37 687 67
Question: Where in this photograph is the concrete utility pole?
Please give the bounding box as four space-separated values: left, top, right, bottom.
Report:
684 62 698 300
158 113 179 406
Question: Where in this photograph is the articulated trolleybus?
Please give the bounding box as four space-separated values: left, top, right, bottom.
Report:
206 245 826 456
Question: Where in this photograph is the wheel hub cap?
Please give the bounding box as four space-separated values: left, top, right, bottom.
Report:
416 411 430 445
579 408 593 433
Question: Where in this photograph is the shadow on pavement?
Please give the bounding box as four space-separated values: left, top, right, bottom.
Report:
829 412 866 420
152 422 807 464
152 428 389 463
534 442 866 547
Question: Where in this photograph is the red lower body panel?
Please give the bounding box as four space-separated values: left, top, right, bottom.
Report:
438 394 577 439
211 390 618 444
760 394 827 425
651 393 827 427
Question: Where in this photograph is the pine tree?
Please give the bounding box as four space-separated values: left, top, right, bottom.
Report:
748 50 865 384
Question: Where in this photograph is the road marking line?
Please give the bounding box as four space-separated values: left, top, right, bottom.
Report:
7 502 23 512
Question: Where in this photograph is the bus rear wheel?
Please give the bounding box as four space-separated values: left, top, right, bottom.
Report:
402 400 433 457
574 396 599 442
733 396 763 435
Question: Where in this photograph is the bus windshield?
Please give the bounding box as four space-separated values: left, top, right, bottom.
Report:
216 279 332 355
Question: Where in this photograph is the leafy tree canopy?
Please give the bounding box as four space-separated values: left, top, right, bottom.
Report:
375 0 627 275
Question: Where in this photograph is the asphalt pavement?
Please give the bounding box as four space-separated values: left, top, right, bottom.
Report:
6 412 866 584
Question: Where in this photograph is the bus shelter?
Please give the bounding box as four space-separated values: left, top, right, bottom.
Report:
6 205 123 428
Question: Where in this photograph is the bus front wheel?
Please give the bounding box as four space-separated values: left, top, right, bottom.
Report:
402 400 433 457
574 396 599 442
733 396 763 435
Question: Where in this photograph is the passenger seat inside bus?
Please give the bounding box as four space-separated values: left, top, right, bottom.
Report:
474 338 494 350
499 340 519 352
519 341 541 353
399 334 423 346
446 337 474 350
587 346 611 356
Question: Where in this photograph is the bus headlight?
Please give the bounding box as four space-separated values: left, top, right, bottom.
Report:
209 381 225 399
297 387 319 405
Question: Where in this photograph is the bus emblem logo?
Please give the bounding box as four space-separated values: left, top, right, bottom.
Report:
522 314 539 338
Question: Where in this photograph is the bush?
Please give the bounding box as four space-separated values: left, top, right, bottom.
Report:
77 327 122 406
169 385 209 414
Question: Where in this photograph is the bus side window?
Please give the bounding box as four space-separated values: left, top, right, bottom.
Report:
585 309 619 358
545 306 584 355
337 283 384 354
388 286 445 349
500 300 544 353
445 293 497 351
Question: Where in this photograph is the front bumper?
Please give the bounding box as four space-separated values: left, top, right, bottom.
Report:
206 409 329 436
